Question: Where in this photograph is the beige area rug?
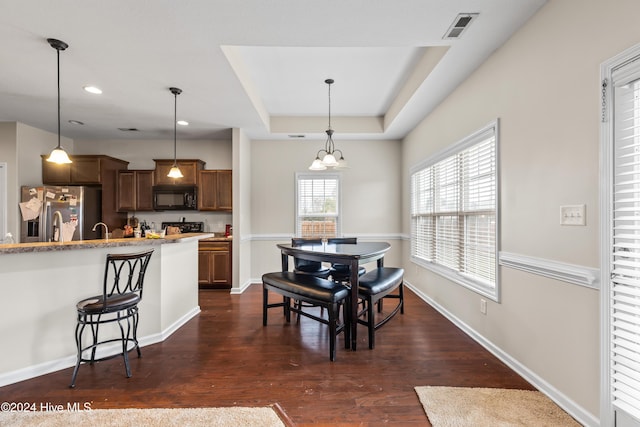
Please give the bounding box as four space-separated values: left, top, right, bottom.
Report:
0 406 288 427
415 386 581 427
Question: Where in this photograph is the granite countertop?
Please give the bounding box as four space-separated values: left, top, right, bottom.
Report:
0 232 215 255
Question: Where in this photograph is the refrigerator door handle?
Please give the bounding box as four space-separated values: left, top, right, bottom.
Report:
43 202 50 242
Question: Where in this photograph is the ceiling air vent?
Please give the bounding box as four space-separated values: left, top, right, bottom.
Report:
118 127 140 132
443 13 478 39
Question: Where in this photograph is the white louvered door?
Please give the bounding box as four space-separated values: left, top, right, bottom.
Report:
609 55 640 427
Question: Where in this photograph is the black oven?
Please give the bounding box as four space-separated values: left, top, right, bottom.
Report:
152 185 197 210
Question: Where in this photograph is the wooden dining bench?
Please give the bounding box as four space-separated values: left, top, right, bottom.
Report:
262 271 350 361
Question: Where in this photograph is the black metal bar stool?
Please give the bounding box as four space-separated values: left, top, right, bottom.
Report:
69 249 154 388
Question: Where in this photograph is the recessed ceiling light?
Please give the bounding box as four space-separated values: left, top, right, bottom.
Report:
68 120 84 125
177 120 189 126
83 85 102 94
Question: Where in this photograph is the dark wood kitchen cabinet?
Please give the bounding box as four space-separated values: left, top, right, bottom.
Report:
42 155 129 231
153 159 205 186
42 155 129 185
117 170 154 212
198 170 232 211
198 240 231 289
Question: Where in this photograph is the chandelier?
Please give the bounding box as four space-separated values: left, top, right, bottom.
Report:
309 79 347 170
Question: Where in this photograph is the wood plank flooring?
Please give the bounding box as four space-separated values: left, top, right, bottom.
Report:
0 285 533 426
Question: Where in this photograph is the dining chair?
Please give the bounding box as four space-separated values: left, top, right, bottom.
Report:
291 238 331 278
291 238 331 321
326 237 366 283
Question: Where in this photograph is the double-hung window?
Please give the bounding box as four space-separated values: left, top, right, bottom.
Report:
410 120 499 300
295 173 341 238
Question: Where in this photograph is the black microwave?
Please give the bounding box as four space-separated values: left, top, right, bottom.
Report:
152 185 197 210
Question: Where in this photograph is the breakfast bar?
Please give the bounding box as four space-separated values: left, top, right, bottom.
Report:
0 233 211 386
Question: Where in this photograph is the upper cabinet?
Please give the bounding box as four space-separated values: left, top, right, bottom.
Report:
117 170 154 212
198 170 232 211
154 159 205 186
42 155 129 185
42 154 129 231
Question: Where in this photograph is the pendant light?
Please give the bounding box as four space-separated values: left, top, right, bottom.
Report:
167 87 184 179
46 38 72 164
309 78 348 170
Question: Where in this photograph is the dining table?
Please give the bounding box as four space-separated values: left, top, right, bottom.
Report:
276 240 391 351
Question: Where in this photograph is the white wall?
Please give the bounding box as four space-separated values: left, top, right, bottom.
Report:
0 123 17 239
74 138 232 170
0 122 71 239
232 128 251 291
0 240 200 386
402 0 640 422
249 137 403 279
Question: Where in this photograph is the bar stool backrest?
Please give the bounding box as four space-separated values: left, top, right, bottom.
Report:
102 250 154 309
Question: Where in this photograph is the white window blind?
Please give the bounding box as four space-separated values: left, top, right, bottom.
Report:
410 121 498 298
611 70 640 421
295 173 340 238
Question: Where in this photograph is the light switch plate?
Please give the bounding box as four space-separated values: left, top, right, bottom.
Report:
560 204 586 226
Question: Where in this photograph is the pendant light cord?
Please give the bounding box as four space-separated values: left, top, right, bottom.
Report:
56 48 61 149
327 80 332 131
173 91 177 165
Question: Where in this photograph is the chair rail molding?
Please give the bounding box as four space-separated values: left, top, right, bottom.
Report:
498 251 600 290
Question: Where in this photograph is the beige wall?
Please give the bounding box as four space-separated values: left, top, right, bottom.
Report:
249 137 403 278
402 0 640 421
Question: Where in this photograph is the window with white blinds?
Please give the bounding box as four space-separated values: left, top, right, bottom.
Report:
295 173 340 238
611 66 640 422
410 121 499 299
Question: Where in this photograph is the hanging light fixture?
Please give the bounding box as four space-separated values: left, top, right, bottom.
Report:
309 78 348 170
167 87 184 179
46 38 72 164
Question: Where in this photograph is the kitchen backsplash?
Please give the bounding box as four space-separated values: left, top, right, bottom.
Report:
127 211 232 233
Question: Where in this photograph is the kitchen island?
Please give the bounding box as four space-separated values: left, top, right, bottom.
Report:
0 233 212 386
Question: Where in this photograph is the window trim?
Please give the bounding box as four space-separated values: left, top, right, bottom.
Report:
409 119 500 302
295 172 342 238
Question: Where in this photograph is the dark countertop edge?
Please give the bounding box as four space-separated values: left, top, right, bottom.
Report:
0 233 215 255
198 236 233 242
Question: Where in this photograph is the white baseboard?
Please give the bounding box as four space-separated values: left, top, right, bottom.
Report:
0 306 201 387
231 279 254 294
404 280 600 427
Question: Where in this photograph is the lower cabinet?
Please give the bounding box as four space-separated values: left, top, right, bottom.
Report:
198 240 231 289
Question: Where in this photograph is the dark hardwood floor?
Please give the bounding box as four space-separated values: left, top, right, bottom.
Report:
0 285 533 426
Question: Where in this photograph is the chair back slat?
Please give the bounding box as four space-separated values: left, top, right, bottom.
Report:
102 250 154 305
327 237 357 244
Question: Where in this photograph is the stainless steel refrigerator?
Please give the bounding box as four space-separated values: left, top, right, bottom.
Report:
20 186 102 243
